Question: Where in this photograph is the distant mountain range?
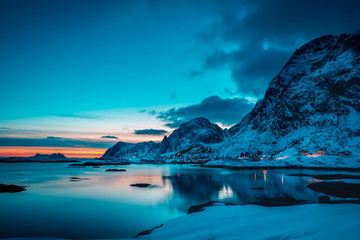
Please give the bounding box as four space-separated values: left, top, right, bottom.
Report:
102 32 360 163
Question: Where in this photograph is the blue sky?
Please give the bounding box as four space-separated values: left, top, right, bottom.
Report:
0 0 359 154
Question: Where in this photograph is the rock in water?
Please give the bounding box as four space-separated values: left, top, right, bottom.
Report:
0 184 26 193
318 195 331 203
308 181 360 199
130 183 151 188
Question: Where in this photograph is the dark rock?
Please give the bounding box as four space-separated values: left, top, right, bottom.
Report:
249 197 306 207
0 184 26 193
105 169 126 172
327 199 360 204
187 201 235 214
130 183 151 188
308 181 360 198
136 224 163 238
318 195 331 203
252 187 265 190
69 161 130 167
69 177 90 181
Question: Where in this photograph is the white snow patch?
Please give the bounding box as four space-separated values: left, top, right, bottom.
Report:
139 204 360 240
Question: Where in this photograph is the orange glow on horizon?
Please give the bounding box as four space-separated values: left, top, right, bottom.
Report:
0 146 107 158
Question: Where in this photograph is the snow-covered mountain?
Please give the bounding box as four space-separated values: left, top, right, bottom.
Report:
101 141 136 159
221 32 360 158
158 117 225 153
102 117 224 160
102 32 360 163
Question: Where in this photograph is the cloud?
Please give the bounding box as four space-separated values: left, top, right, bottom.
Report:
101 135 119 139
169 92 177 100
134 129 168 135
156 95 254 128
47 136 64 140
148 110 157 116
54 113 101 119
0 137 114 148
0 128 44 135
192 0 360 99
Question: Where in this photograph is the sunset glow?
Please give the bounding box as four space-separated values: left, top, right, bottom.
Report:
0 146 107 158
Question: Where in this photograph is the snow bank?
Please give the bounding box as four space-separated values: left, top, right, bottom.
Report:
205 155 360 169
139 204 360 240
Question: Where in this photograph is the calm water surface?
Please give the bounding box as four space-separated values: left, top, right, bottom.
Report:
0 162 358 239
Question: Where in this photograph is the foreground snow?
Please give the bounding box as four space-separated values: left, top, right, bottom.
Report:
6 204 360 240
138 203 360 240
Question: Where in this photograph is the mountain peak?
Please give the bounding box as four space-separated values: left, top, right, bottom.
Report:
158 117 225 153
227 32 360 157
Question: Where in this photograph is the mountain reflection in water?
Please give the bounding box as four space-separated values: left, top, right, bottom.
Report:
0 162 356 239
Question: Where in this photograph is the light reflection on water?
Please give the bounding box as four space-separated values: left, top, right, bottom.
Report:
0 162 357 239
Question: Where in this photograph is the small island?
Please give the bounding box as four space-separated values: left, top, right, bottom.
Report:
0 153 79 163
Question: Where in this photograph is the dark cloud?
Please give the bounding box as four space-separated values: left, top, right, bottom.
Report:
47 136 64 140
193 0 360 99
148 110 157 116
101 135 119 139
0 137 114 148
157 95 254 128
169 92 177 100
134 129 168 135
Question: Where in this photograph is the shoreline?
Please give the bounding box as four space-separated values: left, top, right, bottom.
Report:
135 203 360 240
200 164 360 172
0 159 80 163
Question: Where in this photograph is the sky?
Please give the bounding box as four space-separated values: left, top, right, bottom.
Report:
0 0 359 157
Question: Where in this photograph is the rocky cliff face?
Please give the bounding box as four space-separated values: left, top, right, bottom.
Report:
224 32 360 157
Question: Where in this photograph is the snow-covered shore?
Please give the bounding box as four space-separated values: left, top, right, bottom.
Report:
204 155 360 170
7 204 360 240
137 203 360 240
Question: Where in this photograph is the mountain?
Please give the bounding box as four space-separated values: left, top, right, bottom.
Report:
101 117 224 160
158 117 225 153
101 141 136 159
102 32 360 162
31 153 67 159
223 32 360 158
